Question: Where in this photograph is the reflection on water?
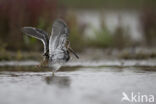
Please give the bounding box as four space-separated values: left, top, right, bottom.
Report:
0 65 156 104
44 76 70 88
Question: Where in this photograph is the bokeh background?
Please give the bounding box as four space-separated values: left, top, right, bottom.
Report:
0 0 156 60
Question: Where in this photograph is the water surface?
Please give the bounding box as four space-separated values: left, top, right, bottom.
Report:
0 60 156 104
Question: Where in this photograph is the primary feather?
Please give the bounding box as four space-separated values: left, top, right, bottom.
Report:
22 27 49 54
49 19 69 57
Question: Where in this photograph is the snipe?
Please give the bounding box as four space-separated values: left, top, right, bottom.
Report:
22 19 79 75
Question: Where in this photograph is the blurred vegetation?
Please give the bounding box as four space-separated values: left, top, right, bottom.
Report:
0 51 42 61
89 28 113 47
88 22 113 48
0 0 57 51
65 12 87 51
112 25 132 49
119 51 156 59
59 0 156 9
141 7 156 46
0 0 156 60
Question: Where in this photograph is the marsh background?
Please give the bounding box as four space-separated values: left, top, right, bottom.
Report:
0 0 156 61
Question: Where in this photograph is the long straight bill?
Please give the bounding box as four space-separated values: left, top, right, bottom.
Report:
68 47 79 59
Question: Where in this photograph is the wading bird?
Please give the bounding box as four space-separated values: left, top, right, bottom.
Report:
22 19 79 75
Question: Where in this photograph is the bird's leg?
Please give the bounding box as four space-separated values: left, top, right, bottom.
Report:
38 50 49 67
38 57 49 67
66 40 79 59
52 70 55 76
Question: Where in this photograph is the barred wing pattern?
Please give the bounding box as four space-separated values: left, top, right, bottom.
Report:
49 19 69 57
22 27 49 54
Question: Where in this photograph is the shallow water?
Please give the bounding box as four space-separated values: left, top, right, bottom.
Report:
0 61 156 104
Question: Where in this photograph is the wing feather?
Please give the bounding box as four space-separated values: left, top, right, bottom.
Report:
22 27 49 54
49 19 69 56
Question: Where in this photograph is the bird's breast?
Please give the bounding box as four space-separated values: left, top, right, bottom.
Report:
49 48 70 65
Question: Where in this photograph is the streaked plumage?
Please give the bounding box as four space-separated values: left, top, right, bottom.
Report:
22 19 79 75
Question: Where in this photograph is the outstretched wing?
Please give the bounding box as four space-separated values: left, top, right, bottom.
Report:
49 19 69 56
22 27 49 54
